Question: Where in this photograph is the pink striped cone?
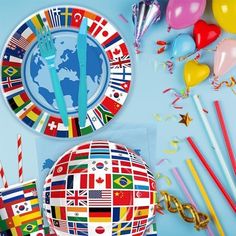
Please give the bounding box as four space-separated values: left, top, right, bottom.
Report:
17 134 23 183
0 161 8 188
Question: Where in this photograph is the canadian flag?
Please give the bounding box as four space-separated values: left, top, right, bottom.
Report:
89 173 111 189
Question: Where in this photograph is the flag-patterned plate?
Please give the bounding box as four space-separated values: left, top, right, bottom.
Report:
43 141 158 236
0 6 132 138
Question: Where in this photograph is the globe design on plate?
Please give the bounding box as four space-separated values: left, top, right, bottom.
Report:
23 29 109 115
43 141 158 236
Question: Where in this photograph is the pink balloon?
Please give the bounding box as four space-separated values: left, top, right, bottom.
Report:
166 0 206 29
214 39 236 78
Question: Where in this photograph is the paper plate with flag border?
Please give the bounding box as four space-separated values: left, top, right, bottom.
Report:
0 6 132 138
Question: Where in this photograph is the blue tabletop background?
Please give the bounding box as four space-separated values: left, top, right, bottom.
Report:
0 0 235 235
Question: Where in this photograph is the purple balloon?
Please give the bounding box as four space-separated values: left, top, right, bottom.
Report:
166 0 206 29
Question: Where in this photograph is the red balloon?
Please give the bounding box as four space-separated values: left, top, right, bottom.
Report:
193 20 221 50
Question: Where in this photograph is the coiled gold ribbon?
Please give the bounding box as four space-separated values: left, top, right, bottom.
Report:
159 191 210 230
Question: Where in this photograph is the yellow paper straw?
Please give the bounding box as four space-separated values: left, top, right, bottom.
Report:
186 159 225 236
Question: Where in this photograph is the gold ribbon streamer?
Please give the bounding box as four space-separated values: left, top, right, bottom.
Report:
159 191 210 230
214 77 236 93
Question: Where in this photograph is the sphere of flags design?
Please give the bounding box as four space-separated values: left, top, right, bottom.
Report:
43 141 158 236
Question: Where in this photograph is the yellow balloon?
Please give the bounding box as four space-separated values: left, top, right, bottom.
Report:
212 0 236 34
184 60 210 88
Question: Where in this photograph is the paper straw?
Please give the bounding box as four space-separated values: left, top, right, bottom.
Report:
0 161 8 188
186 159 225 236
193 95 236 200
214 101 236 175
172 167 214 236
187 137 236 212
17 134 23 183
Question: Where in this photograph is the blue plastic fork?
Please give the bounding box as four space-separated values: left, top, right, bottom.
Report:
36 27 68 126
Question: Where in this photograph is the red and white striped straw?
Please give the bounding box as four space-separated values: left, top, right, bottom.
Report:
0 161 8 188
17 134 23 183
214 101 236 175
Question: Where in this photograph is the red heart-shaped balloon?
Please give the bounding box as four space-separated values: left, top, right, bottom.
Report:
193 20 221 50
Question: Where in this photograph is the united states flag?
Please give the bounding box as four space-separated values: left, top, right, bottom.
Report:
89 190 111 206
10 32 29 50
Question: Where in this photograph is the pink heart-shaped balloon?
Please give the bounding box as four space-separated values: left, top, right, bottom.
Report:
214 39 236 78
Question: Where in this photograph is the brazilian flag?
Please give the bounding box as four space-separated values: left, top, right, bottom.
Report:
113 174 133 189
21 221 39 235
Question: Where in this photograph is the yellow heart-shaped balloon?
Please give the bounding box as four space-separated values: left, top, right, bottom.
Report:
184 60 210 89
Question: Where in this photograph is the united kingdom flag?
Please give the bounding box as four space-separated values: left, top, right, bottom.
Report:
110 55 131 69
66 190 87 206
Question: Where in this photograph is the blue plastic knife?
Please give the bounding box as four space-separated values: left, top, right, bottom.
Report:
77 18 88 127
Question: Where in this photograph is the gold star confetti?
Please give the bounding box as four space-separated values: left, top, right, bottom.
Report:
179 113 192 127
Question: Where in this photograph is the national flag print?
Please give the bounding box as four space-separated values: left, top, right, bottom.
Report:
88 15 107 37
100 96 122 115
66 190 87 206
51 180 66 190
1 76 22 91
90 141 110 159
90 160 110 172
113 207 133 222
110 56 131 69
132 163 147 175
134 191 150 206
105 87 128 105
48 8 62 28
88 173 111 189
150 191 158 205
68 162 88 174
110 148 130 162
2 65 21 79
51 190 65 199
112 160 132 174
71 8 85 28
68 222 88 235
51 206 66 220
106 41 129 60
89 208 111 222
88 190 111 206
113 190 133 206
0 208 8 220
3 47 25 63
16 23 34 42
70 143 90 160
67 174 87 190
134 206 149 221
1 186 24 204
87 109 104 130
149 178 157 191
44 117 61 137
94 105 114 124
67 207 87 222
52 219 67 231
20 220 42 234
11 200 32 215
57 123 69 138
113 174 133 189
59 7 73 27
52 162 68 177
132 219 147 234
112 222 132 235
10 32 30 50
